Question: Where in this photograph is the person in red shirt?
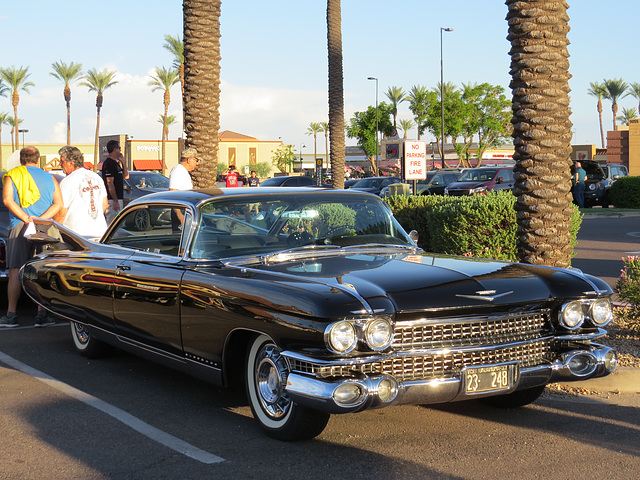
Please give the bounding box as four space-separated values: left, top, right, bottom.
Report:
224 165 239 187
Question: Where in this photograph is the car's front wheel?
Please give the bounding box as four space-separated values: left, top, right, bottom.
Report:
70 321 110 358
245 334 330 441
478 385 546 408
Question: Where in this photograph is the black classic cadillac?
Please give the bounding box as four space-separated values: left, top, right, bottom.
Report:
21 188 617 441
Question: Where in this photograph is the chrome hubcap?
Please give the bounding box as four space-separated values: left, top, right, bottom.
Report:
255 344 291 419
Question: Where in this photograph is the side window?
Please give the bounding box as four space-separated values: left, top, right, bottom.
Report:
105 205 184 256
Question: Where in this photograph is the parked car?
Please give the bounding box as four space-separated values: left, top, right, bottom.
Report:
124 171 170 205
22 188 617 441
350 176 402 195
574 161 629 208
344 178 361 189
260 175 328 187
417 170 463 195
445 166 515 196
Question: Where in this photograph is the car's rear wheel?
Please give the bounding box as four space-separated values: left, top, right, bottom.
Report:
131 210 152 231
70 321 110 358
246 334 330 441
478 385 546 408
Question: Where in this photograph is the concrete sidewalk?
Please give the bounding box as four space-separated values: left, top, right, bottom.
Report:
556 366 640 394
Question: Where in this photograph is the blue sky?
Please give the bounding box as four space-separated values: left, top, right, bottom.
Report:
1 0 639 151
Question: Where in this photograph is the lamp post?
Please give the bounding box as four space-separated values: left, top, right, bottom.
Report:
18 129 29 149
367 77 379 174
299 143 306 172
440 27 453 169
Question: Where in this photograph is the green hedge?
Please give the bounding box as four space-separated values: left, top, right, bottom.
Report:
387 192 582 262
610 176 640 208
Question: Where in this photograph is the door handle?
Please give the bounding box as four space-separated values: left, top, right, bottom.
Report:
116 265 131 271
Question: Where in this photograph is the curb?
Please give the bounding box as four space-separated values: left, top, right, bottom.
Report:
555 366 640 394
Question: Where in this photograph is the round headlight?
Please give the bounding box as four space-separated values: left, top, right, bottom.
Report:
378 378 398 403
590 298 613 326
333 383 364 406
365 319 393 350
561 301 584 329
327 321 357 353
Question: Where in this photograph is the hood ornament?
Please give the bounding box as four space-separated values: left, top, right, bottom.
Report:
456 290 513 302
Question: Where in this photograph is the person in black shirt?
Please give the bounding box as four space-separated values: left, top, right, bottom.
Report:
247 170 260 187
101 140 129 223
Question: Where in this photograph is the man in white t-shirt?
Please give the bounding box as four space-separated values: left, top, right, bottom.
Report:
169 147 199 190
54 146 108 238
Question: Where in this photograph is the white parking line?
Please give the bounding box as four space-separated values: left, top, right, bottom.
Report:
0 350 225 464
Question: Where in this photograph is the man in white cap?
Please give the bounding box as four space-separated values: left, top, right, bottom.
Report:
170 147 199 191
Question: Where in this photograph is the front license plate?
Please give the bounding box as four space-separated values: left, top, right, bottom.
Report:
464 364 515 394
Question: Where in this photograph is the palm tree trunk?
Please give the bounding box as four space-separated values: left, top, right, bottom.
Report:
12 94 19 151
66 100 72 145
183 0 221 188
162 104 168 176
597 99 604 148
327 0 345 189
507 0 573 268
93 106 101 171
612 102 618 130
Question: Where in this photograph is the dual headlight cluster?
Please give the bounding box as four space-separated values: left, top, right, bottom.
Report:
559 298 613 330
325 317 393 354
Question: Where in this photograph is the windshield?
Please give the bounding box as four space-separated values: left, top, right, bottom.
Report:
129 172 170 188
457 169 499 182
190 193 413 259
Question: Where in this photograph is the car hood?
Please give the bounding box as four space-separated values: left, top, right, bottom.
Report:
237 251 610 317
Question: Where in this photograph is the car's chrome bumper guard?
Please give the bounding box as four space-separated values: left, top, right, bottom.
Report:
283 344 617 414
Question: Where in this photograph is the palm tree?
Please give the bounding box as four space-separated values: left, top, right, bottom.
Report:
587 81 607 148
385 86 406 133
158 114 177 139
617 107 638 126
320 121 329 171
0 66 34 150
163 34 185 134
407 85 430 140
50 61 83 145
506 0 573 268
625 82 640 119
5 116 23 151
602 78 629 130
149 66 179 175
398 118 415 139
306 122 322 169
183 0 221 188
79 68 118 170
327 0 345 189
0 112 11 164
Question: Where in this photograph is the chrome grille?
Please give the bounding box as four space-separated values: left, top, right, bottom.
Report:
393 312 549 351
289 339 552 382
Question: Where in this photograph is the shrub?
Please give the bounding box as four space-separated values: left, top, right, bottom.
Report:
388 192 582 262
616 256 640 319
610 176 640 208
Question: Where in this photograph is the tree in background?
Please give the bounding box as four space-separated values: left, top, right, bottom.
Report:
50 61 83 145
306 122 322 168
271 144 296 173
0 112 10 164
163 34 185 134
148 66 179 175
346 102 394 173
398 118 414 139
183 0 221 188
327 0 345 189
617 107 638 126
406 85 433 140
158 114 178 140
79 68 118 170
625 82 640 122
384 86 406 133
587 81 607 148
5 116 22 151
602 78 629 130
506 0 573 268
0 66 34 151
320 121 329 170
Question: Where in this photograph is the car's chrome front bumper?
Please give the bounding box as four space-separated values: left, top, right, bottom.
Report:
283 344 617 414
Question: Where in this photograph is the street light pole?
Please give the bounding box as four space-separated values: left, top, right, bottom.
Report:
367 77 379 174
440 27 453 169
18 129 29 149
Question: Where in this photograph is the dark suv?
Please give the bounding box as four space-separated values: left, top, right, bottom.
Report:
416 170 462 195
576 161 629 208
444 166 515 196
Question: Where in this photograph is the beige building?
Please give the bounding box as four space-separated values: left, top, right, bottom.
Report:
1 130 284 176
